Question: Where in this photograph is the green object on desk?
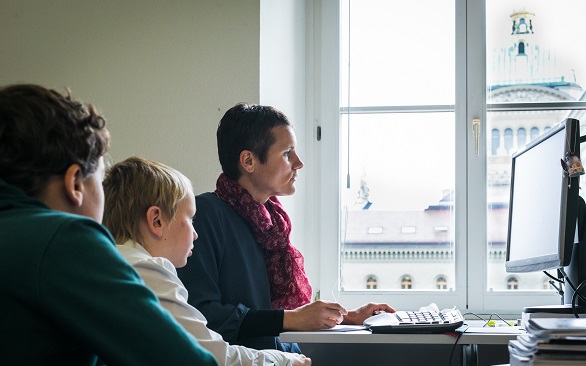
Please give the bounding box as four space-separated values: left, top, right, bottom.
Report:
487 320 516 327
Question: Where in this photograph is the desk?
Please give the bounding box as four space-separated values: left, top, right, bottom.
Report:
280 324 521 366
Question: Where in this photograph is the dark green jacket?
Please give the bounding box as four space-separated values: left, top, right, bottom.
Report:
0 179 218 366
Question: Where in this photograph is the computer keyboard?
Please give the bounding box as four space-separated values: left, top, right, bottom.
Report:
363 308 464 334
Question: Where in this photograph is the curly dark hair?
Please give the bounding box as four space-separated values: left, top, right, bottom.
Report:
0 84 110 197
217 102 290 180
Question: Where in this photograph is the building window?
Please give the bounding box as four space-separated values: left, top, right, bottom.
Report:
507 276 519 290
491 128 500 155
504 128 513 154
366 275 378 289
436 276 448 290
530 127 540 141
517 127 526 149
543 277 553 290
518 41 526 55
401 226 416 234
401 276 413 290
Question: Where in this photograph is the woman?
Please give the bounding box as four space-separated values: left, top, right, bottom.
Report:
177 103 394 351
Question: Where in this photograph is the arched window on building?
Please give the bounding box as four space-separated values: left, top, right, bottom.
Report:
491 128 500 155
436 276 448 290
507 276 519 290
517 127 526 149
530 127 540 142
518 41 526 55
366 275 378 289
542 276 553 290
401 275 413 289
504 128 513 154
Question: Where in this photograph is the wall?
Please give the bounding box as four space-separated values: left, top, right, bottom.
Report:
0 0 260 194
1 0 318 295
259 0 316 285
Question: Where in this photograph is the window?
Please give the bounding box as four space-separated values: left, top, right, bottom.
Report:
436 276 448 290
315 0 586 315
367 227 383 234
338 0 456 297
401 276 413 290
516 128 526 149
503 128 513 154
507 276 519 290
530 127 539 141
400 226 417 235
484 1 586 307
491 129 500 155
366 275 378 289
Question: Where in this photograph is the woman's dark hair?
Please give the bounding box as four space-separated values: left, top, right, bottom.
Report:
217 102 290 180
0 84 110 197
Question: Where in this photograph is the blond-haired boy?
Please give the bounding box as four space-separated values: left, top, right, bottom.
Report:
103 156 311 366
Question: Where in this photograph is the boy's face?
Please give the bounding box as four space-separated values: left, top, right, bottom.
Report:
161 194 197 268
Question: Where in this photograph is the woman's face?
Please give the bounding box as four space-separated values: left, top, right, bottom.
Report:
249 125 304 202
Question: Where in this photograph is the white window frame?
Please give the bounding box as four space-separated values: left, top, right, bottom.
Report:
310 0 586 316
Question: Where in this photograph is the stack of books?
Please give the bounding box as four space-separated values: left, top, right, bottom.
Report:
509 318 586 365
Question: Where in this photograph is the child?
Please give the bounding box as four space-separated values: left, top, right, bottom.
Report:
102 156 311 366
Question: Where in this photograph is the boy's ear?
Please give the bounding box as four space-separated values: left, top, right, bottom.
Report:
239 150 256 174
146 206 164 238
63 164 84 207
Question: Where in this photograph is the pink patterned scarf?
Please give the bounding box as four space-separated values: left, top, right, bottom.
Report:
215 173 312 310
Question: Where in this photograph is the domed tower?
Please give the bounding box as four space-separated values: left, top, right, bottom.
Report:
491 8 579 94
510 10 534 36
487 9 583 204
510 10 535 80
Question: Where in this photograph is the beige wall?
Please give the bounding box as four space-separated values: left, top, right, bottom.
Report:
0 0 260 193
1 0 317 285
260 0 314 278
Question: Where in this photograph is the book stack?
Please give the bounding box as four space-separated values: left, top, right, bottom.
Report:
509 318 586 365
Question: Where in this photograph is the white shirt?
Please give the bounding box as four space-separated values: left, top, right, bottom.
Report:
117 240 294 366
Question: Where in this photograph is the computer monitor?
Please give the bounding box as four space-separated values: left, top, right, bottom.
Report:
505 117 584 309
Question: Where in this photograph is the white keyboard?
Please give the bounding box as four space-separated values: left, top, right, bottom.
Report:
364 308 464 334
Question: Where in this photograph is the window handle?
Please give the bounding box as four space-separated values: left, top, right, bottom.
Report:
473 118 480 156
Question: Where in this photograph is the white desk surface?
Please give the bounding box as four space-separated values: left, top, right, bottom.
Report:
279 324 523 346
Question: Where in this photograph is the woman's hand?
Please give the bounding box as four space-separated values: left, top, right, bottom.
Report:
283 300 348 330
341 302 396 325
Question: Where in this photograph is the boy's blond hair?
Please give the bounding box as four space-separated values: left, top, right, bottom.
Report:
103 156 193 245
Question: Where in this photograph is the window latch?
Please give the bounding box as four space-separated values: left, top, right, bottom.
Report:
473 119 480 156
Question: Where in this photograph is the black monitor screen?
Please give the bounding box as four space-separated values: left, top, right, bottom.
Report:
506 118 580 273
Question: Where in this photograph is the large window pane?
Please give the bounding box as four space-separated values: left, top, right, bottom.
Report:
339 0 456 293
340 113 455 290
323 0 586 312
341 0 455 107
486 1 586 292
